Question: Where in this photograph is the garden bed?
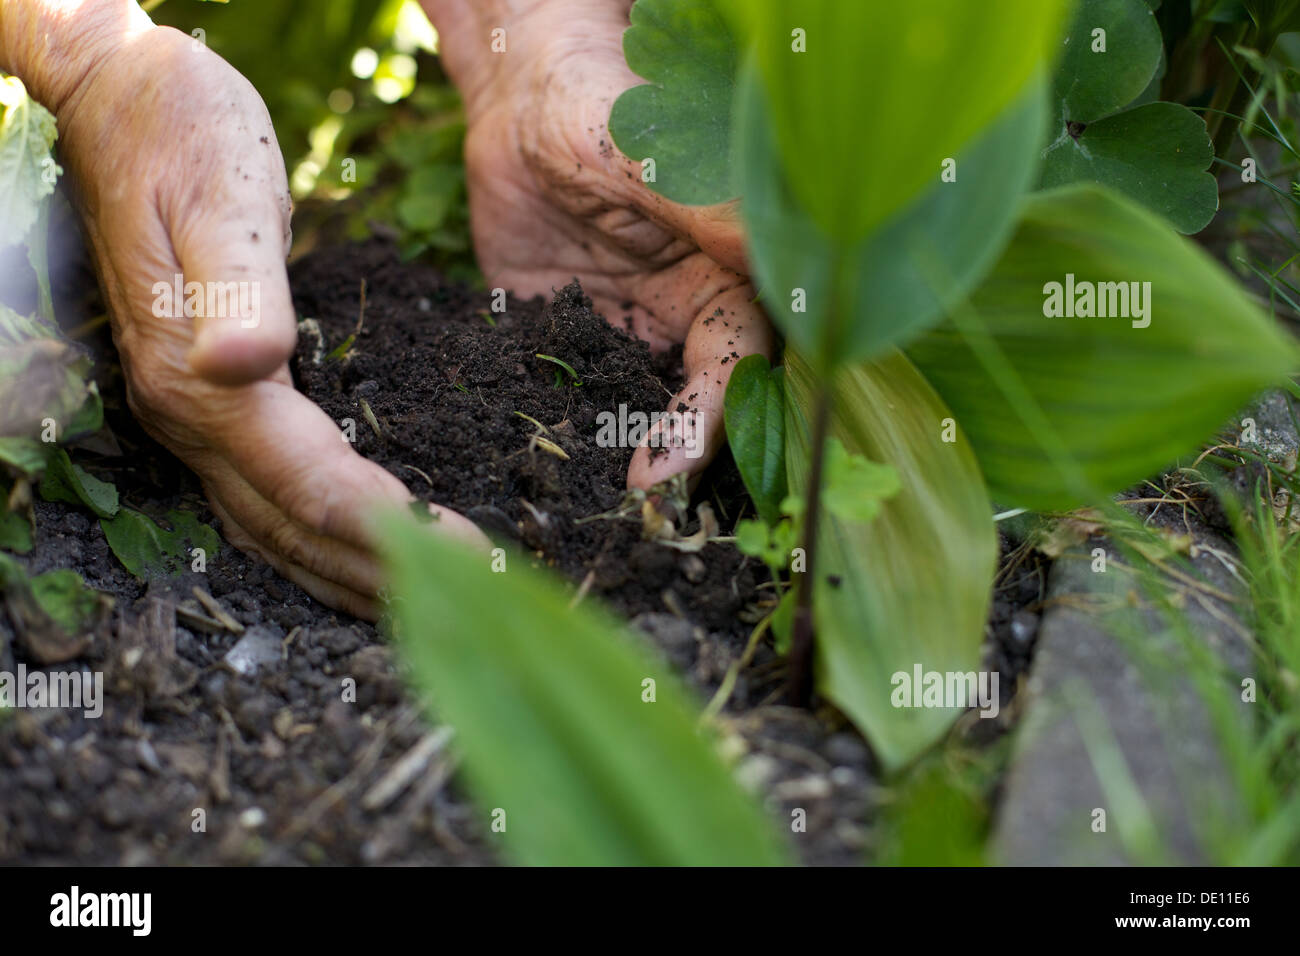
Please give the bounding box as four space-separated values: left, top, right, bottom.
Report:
0 240 1047 865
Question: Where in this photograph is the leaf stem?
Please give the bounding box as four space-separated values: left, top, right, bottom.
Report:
785 381 830 707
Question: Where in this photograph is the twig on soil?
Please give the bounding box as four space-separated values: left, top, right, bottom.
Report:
192 587 244 634
701 610 774 724
399 463 434 489
568 570 596 610
281 626 302 662
360 726 455 812
280 704 421 843
326 279 367 361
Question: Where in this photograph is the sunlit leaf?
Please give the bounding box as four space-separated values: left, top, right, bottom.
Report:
785 349 997 771
720 0 1068 242
737 69 1048 364
0 76 61 249
907 185 1299 510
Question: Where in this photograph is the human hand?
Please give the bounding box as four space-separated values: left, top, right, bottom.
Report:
423 0 775 489
6 9 483 618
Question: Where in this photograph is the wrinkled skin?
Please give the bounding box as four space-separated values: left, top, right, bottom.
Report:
2 0 771 618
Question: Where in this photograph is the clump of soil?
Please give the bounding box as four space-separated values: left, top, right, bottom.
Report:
291 242 756 631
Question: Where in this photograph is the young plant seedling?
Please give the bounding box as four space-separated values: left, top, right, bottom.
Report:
535 353 582 388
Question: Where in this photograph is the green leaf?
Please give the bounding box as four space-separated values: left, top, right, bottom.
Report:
733 517 771 558
822 438 901 524
101 508 220 579
906 185 1300 511
0 436 53 477
1052 0 1163 124
719 0 1069 242
396 163 462 232
30 569 100 635
723 354 787 524
609 0 739 205
0 303 55 345
380 514 789 866
737 68 1049 365
1041 3 1217 236
0 504 32 554
0 75 61 248
63 384 104 442
39 449 119 518
1243 0 1300 36
1042 102 1217 234
785 349 997 772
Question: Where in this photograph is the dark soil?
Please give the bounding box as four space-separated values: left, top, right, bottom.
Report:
0 239 1049 866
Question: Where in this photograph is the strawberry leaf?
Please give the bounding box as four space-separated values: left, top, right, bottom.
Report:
609 0 739 205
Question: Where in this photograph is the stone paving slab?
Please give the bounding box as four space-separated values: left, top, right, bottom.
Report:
992 521 1253 865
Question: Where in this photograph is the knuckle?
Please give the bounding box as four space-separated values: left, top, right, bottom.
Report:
267 515 313 569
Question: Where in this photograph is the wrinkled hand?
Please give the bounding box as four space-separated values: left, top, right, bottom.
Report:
53 25 483 618
425 0 775 488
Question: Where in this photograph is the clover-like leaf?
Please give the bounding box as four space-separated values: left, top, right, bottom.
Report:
1053 0 1163 124
609 0 738 205
1041 102 1217 234
1042 0 1217 233
822 438 900 524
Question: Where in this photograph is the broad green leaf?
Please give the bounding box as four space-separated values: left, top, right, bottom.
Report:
609 0 738 204
101 508 220 579
30 569 101 635
738 70 1048 364
723 354 787 524
785 349 997 772
1042 101 1217 235
720 0 1069 242
381 515 789 866
0 76 61 248
1053 0 1163 124
906 185 1300 511
39 449 119 518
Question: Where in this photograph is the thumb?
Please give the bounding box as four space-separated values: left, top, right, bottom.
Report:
628 283 774 489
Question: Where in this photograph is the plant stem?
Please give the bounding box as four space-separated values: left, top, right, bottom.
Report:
1204 23 1251 147
785 382 831 707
